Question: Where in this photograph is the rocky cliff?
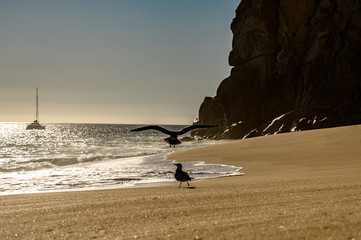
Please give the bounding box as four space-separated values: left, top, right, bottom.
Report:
193 0 361 139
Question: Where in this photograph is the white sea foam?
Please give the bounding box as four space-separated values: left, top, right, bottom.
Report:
0 154 243 195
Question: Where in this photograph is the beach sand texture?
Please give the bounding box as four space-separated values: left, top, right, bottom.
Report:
1 125 360 239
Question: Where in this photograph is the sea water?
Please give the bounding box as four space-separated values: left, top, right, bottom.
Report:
0 123 242 195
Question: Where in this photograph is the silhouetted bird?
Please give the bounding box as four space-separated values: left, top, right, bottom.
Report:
174 163 193 188
131 124 216 147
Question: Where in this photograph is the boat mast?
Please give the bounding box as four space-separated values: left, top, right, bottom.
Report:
36 87 39 122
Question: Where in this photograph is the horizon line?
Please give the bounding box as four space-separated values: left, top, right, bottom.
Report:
0 121 191 126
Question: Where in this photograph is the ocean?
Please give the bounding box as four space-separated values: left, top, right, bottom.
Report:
0 123 242 195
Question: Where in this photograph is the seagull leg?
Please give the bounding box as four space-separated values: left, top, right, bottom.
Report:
187 181 190 186
179 182 182 188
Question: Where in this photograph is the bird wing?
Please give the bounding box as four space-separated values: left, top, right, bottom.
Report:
175 171 193 181
182 171 193 181
179 124 217 135
130 125 173 135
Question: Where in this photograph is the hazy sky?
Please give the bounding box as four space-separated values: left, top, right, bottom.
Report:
1 0 239 124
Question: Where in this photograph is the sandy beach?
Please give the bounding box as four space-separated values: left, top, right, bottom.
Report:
1 125 361 239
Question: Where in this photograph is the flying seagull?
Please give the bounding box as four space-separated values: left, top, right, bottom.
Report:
174 163 193 188
130 124 216 147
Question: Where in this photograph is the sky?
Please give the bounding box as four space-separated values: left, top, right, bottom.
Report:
0 0 239 124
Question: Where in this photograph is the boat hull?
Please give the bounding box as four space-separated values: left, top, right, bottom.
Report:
26 122 45 130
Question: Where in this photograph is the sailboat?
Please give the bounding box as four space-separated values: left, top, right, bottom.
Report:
26 87 46 130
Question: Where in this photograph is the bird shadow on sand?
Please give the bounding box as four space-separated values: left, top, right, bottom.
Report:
185 186 196 189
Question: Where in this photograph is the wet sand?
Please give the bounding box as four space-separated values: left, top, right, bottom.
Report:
1 125 361 239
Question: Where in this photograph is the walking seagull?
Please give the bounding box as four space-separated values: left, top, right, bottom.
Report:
130 124 216 147
174 163 193 188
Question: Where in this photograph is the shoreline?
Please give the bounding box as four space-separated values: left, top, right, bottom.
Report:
0 150 242 196
1 125 361 239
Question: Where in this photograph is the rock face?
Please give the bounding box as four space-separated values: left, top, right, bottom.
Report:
193 0 361 139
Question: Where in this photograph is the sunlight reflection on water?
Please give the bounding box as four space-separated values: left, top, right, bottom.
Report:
0 123 242 195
